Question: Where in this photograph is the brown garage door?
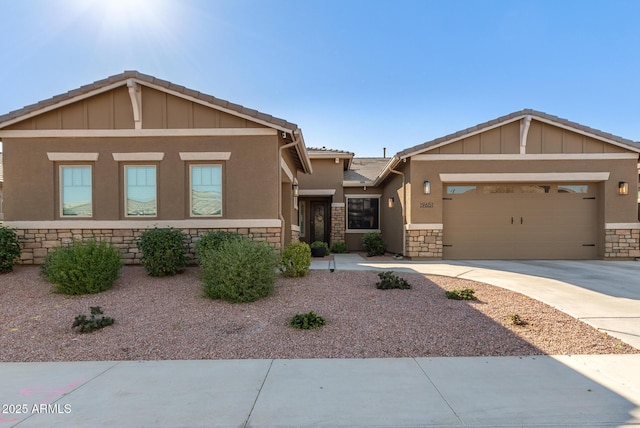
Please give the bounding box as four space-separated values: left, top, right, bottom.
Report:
442 183 598 259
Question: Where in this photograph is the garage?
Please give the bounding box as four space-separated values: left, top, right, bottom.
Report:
442 182 599 259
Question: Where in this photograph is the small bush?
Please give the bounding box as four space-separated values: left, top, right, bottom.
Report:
290 311 326 330
362 232 386 256
509 314 528 326
41 240 123 295
201 237 278 303
376 271 411 289
0 226 21 273
280 241 311 277
72 306 115 333
445 288 476 300
137 228 188 276
331 241 349 254
195 231 242 264
310 241 329 256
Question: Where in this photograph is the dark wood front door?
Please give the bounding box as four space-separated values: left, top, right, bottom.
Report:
310 201 330 244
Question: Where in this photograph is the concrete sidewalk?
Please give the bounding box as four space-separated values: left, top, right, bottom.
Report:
1 256 639 427
1 356 639 427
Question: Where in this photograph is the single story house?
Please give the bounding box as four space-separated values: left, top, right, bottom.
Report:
0 71 311 263
1 72 638 261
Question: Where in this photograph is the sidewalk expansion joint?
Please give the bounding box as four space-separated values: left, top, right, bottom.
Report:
242 358 274 428
412 358 466 426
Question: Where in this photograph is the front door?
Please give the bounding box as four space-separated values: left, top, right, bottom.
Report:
310 201 330 244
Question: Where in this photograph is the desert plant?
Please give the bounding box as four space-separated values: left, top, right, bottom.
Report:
0 226 21 273
509 314 528 326
280 241 311 277
445 288 477 300
195 230 242 264
137 228 188 276
376 271 411 289
72 306 115 333
41 239 123 295
330 241 349 254
201 237 278 303
290 311 326 329
362 232 386 256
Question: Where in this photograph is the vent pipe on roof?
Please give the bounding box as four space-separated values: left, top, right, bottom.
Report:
383 147 387 158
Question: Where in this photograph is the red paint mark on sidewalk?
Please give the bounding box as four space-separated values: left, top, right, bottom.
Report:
18 377 87 404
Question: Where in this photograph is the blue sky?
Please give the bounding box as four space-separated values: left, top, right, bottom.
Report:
1 0 639 157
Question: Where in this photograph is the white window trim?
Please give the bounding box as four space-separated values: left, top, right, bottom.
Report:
59 165 93 218
189 164 223 218
113 153 165 161
48 152 99 161
124 165 158 218
345 194 382 233
180 152 231 161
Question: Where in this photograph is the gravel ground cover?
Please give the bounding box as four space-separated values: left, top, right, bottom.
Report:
1 266 637 362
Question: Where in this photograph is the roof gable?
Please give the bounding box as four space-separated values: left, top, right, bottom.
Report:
0 71 301 133
398 109 640 158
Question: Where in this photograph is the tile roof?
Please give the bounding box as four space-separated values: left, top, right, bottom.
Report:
307 147 354 156
344 158 390 183
0 71 301 132
397 108 640 158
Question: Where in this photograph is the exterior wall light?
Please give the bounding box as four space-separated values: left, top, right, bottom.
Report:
292 183 299 197
619 181 629 195
388 197 395 208
423 180 431 195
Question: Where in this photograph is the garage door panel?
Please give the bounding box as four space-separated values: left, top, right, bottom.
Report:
443 183 599 259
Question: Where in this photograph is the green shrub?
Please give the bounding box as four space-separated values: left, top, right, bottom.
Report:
331 241 349 254
445 288 476 300
41 240 123 295
195 231 242 264
362 232 386 256
376 271 411 289
290 311 326 329
137 228 188 276
72 306 115 333
509 314 527 326
280 241 311 277
0 226 21 273
310 240 329 255
201 237 278 303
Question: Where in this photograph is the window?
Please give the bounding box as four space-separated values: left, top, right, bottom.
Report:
190 165 222 217
558 184 588 194
60 166 92 217
446 185 476 194
347 196 380 231
125 166 157 217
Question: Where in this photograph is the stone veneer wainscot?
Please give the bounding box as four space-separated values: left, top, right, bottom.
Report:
604 227 640 259
404 225 443 259
16 227 283 265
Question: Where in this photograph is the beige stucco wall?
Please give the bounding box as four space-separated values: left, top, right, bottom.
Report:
297 158 345 201
2 136 282 221
408 157 637 225
380 167 405 255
